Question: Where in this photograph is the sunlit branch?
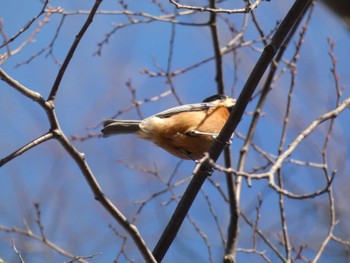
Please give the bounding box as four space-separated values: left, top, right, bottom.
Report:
169 0 263 14
0 132 55 167
0 0 49 49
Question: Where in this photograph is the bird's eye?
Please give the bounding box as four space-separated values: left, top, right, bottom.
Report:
202 94 227 103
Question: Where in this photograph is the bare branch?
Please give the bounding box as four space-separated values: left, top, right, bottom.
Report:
0 225 92 263
0 68 47 107
12 239 25 263
0 131 55 167
169 0 263 14
152 1 313 261
267 96 350 178
236 248 271 263
274 3 315 259
165 19 183 105
34 202 47 242
240 212 285 261
311 38 342 263
56 132 156 262
0 2 157 261
15 13 66 68
331 235 350 247
48 0 103 101
1 0 349 262
209 0 224 94
0 0 49 49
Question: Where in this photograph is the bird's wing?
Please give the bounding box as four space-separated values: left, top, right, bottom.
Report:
154 102 216 118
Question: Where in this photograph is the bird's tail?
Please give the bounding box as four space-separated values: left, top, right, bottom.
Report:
101 119 141 137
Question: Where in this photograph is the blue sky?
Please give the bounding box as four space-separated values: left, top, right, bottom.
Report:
1 0 350 262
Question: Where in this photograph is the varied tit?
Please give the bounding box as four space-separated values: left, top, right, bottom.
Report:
102 94 236 160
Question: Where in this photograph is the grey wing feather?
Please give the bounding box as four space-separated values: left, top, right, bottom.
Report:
154 102 215 118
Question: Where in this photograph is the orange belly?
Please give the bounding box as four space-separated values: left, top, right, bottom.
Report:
137 106 230 159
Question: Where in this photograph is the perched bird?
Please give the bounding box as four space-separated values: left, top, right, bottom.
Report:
102 94 236 160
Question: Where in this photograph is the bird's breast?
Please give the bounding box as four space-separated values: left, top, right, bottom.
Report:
137 106 230 159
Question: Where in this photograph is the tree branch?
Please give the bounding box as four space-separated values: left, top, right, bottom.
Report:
152 0 313 261
0 68 47 107
0 0 49 49
169 0 263 14
48 0 103 101
0 1 157 261
0 131 55 167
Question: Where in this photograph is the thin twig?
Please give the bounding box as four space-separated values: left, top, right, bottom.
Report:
152 1 313 261
0 68 47 106
0 1 157 261
331 235 350 247
12 239 25 263
56 131 156 262
169 0 263 14
166 15 183 105
0 0 49 49
48 0 102 101
311 38 341 263
266 96 350 179
15 13 66 67
236 248 271 263
200 189 226 248
0 131 55 167
275 4 315 259
34 202 47 242
209 0 224 94
240 212 285 261
0 225 91 263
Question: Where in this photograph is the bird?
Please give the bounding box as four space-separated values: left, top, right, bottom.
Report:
102 94 236 160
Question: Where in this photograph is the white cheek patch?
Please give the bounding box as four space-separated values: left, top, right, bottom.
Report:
137 117 165 140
